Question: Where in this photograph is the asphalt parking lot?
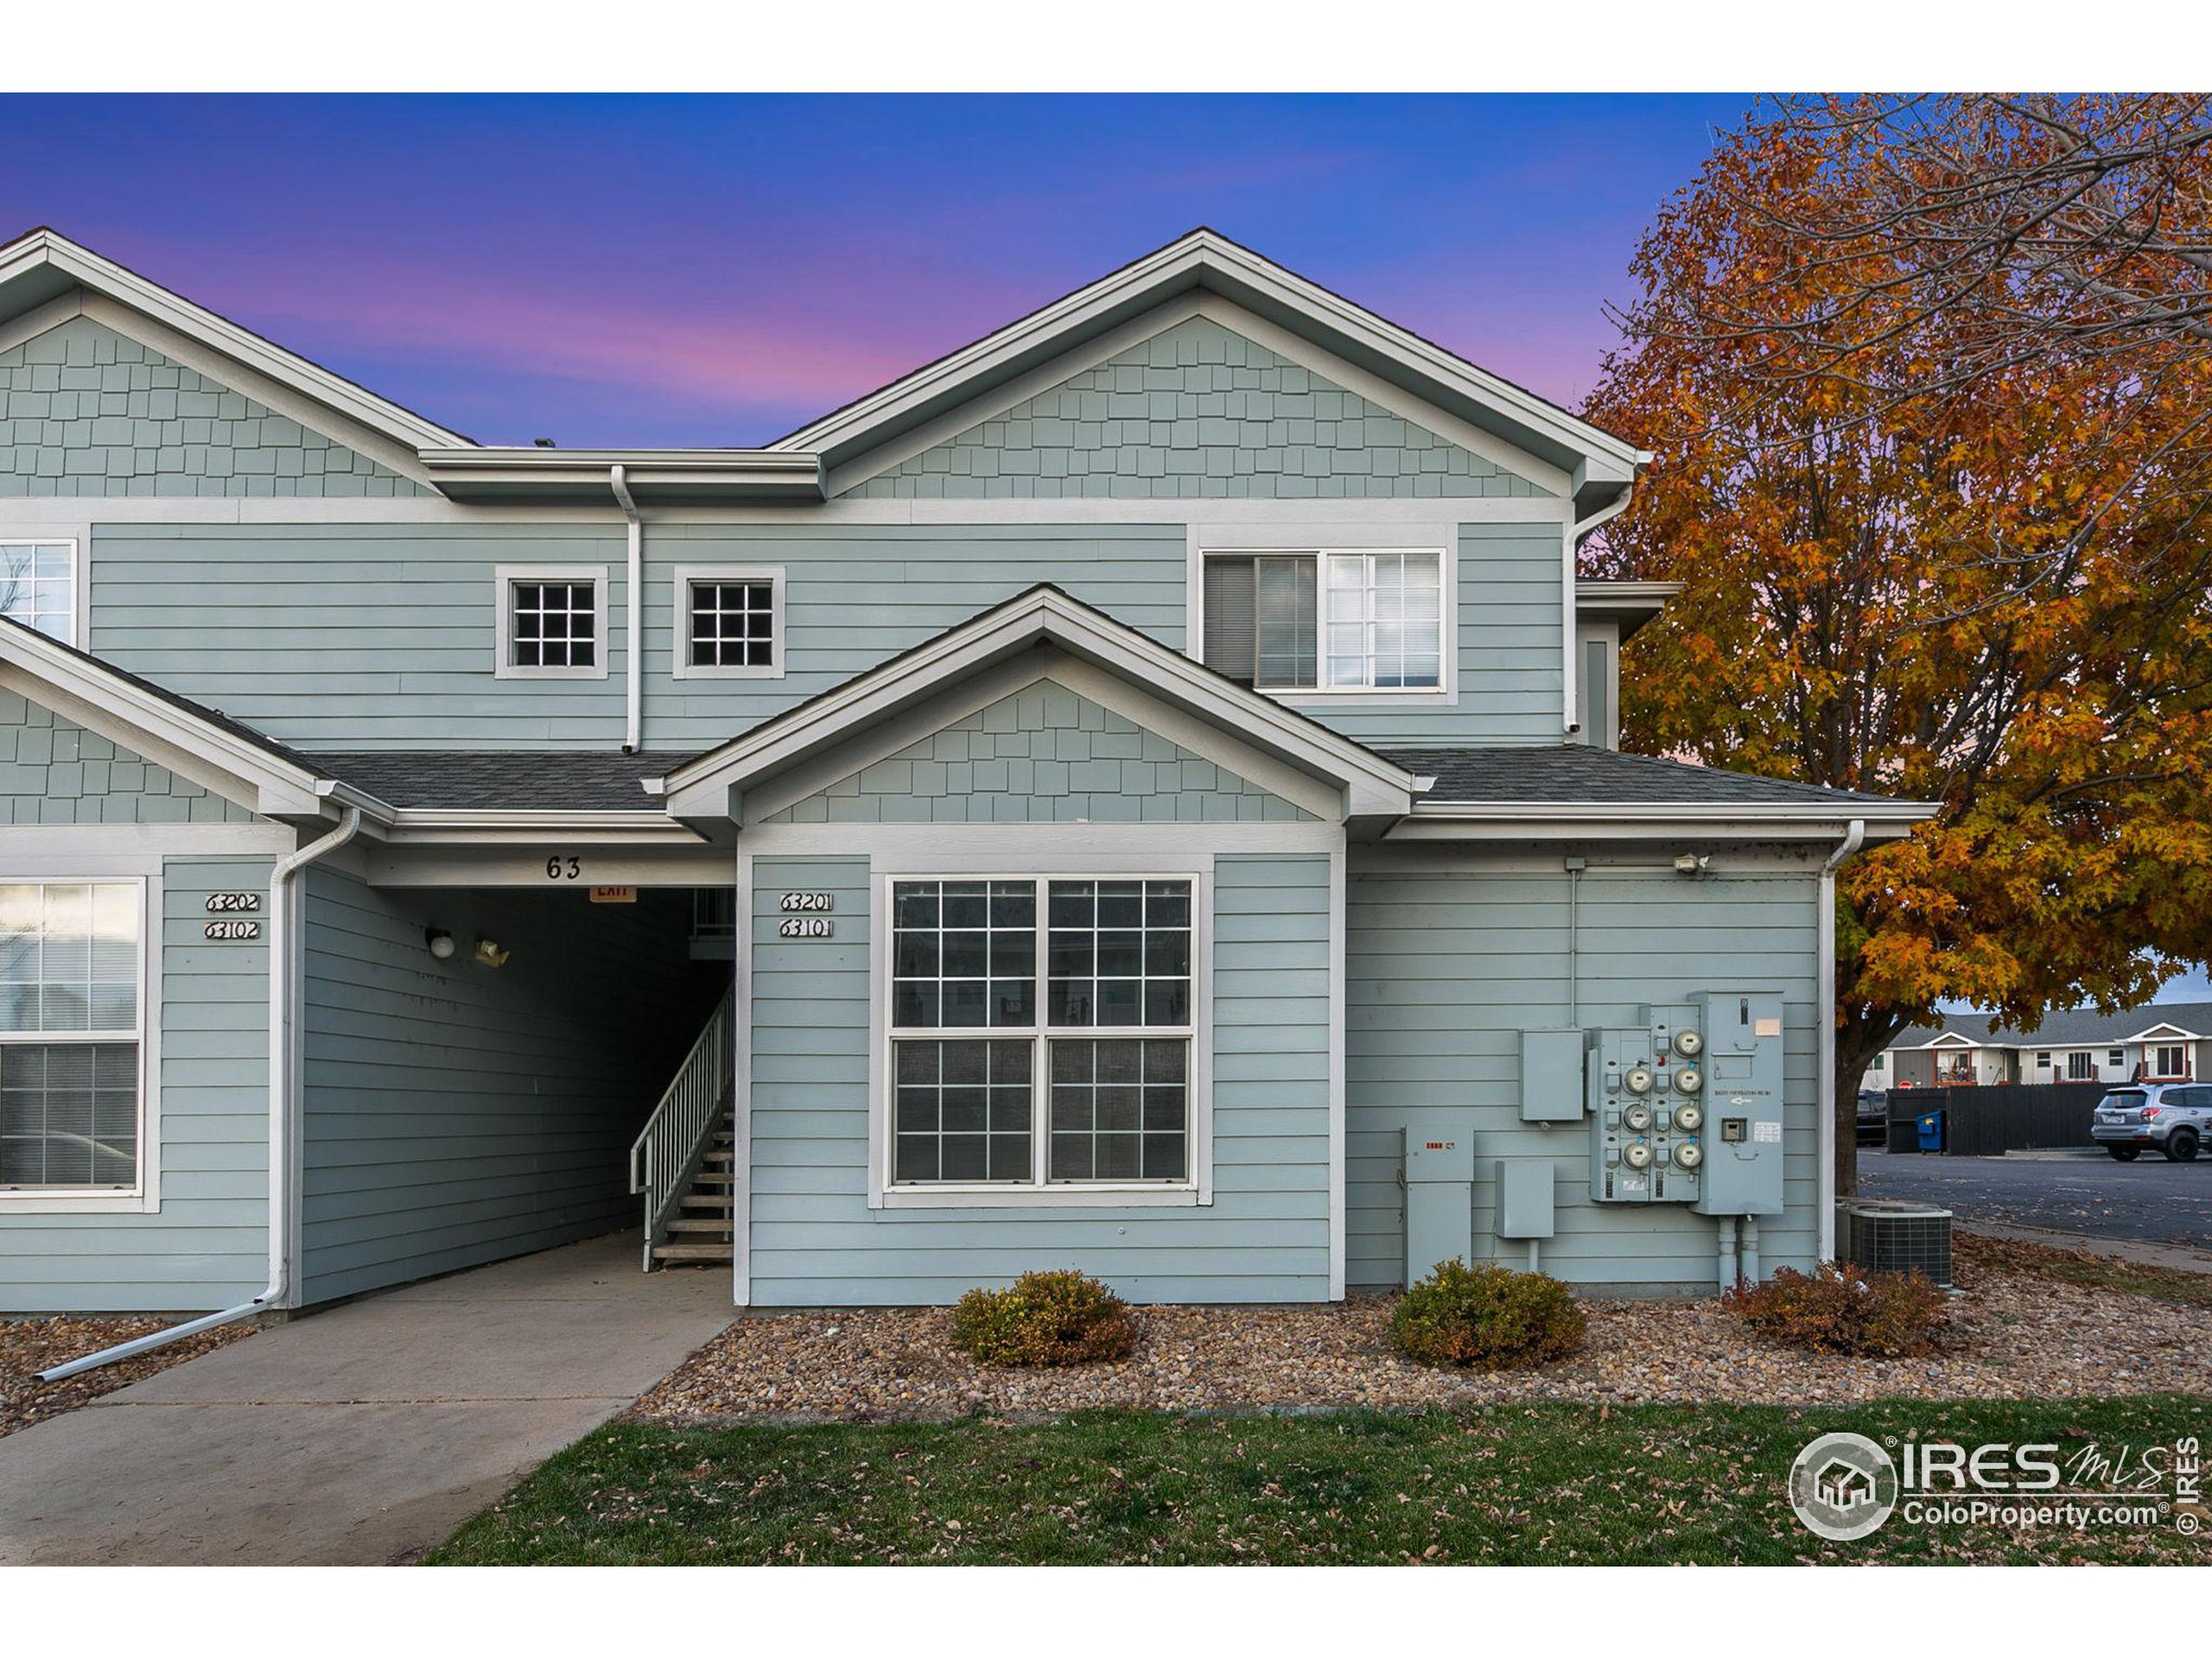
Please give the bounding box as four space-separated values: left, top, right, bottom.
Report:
1858 1148 2212 1249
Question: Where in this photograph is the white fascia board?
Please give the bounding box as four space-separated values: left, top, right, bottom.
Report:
0 631 328 819
368 811 704 847
661 588 1417 821
770 231 1643 480
1389 807 1927 843
0 230 472 454
2123 1022 2202 1042
419 448 823 501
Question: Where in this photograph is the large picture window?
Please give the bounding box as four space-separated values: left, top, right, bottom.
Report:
886 877 1196 1191
0 881 143 1192
1203 548 1443 692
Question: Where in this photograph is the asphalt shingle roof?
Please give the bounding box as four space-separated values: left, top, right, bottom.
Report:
1382 745 1910 809
1901 1001 2212 1049
314 751 684 811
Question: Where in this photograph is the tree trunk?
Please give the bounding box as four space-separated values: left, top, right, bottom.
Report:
1832 1010 1910 1200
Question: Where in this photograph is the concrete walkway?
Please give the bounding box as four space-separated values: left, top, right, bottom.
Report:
0 1231 733 1565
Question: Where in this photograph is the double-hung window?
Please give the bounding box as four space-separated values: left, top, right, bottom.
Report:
672 565 784 679
1203 549 1444 692
886 877 1197 1194
495 564 607 679
0 881 143 1193
0 541 77 645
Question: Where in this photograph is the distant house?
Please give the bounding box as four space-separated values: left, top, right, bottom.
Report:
1874 1002 2212 1091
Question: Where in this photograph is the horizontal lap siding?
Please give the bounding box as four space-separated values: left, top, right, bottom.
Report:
641 524 1187 752
1345 855 1821 1292
297 872 720 1305
747 852 1332 1306
0 855 273 1313
1316 524 1564 748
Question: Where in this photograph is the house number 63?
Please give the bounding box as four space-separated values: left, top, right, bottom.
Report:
545 856 582 880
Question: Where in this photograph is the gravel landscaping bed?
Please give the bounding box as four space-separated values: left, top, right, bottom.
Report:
1 1316 256 1441
636 1235 2210 1424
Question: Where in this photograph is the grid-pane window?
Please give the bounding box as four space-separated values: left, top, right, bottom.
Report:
0 543 73 644
510 580 597 670
887 876 1195 1189
1201 549 1441 691
688 580 775 670
0 882 141 1192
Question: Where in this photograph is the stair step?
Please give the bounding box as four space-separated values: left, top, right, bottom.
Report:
690 1172 735 1187
652 1242 734 1263
680 1193 734 1211
668 1217 734 1235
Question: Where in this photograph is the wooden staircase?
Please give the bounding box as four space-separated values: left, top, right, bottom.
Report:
651 1128 735 1267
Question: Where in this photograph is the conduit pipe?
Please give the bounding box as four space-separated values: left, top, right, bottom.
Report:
1816 818 1866 1262
1741 1217 1762 1285
1716 1216 1738 1293
41 806 364 1382
613 464 643 753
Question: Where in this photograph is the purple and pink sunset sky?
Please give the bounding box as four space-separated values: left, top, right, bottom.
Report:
4 93 1756 448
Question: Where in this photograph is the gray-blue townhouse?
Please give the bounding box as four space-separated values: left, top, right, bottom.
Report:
0 226 1930 1318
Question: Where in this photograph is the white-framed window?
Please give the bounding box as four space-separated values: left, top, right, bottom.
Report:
671 564 784 680
0 540 78 645
1868 1052 1885 1072
2108 1048 2125 1067
493 564 608 679
2037 1051 2053 1069
2067 1051 2095 1080
0 880 145 1196
876 874 1205 1202
1198 547 1446 694
2155 1044 2189 1078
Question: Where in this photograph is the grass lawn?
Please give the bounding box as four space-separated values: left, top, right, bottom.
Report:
430 1395 2211 1565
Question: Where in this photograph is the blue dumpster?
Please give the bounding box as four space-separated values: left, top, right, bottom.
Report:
1916 1110 1945 1154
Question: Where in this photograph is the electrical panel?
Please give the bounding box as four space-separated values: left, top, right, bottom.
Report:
1518 1029 1587 1122
1588 1003 1710 1205
1691 989 1787 1217
1495 1159 1555 1240
1402 1113 1476 1286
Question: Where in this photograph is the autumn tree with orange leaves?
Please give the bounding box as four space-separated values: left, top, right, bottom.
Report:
1585 97 2212 1192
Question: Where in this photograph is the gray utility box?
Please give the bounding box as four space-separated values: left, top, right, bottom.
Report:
1402 1112 1475 1287
1588 1005 1707 1205
1495 1160 1555 1239
1691 989 1786 1217
1519 1029 1587 1122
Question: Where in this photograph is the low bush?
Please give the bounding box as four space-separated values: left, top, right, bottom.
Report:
1391 1259 1586 1369
950 1269 1139 1368
1723 1262 1947 1357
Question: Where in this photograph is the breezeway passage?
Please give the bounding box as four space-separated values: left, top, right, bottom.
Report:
0 1232 730 1565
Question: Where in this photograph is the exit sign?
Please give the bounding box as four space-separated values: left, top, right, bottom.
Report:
588 886 637 905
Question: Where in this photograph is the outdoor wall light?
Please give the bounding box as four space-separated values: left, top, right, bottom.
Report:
1674 853 1711 876
474 938 511 969
424 928 456 960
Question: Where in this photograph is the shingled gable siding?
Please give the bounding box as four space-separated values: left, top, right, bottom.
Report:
0 689 257 823
761 679 1316 825
0 852 276 1313
848 315 1553 501
746 852 1333 1305
1344 852 1822 1293
297 871 719 1305
0 315 424 498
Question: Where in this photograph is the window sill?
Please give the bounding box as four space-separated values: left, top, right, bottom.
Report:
672 664 786 682
0 1190 154 1215
874 1184 1205 1211
493 664 611 682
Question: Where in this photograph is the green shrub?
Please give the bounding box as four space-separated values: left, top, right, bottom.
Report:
1391 1259 1586 1369
950 1269 1139 1367
1723 1262 1947 1357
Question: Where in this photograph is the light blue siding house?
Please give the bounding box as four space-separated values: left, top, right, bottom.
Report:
0 226 1929 1322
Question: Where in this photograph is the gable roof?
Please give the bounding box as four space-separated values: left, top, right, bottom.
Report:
658 583 1424 823
1895 1000 2212 1051
767 228 1648 513
0 226 473 459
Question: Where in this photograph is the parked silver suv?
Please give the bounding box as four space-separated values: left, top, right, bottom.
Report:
2091 1083 2209 1162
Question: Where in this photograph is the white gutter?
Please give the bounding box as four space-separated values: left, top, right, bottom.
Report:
1817 817 1867 1262
1566 490 1637 735
41 807 365 1382
612 464 643 754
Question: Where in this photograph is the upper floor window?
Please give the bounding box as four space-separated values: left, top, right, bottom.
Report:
0 880 143 1193
0 542 76 645
1201 549 1443 693
672 565 784 681
494 564 607 680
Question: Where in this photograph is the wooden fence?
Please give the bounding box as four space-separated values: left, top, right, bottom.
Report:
1881 1082 2113 1156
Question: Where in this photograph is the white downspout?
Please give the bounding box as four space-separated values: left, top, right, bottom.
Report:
1565 489 1636 735
41 806 364 1382
1817 817 1867 1263
613 463 642 754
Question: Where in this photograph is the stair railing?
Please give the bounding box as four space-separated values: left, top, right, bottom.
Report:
629 981 736 1268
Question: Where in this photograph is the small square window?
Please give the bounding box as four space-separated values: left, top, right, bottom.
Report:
0 541 77 645
494 566 607 679
673 566 784 679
